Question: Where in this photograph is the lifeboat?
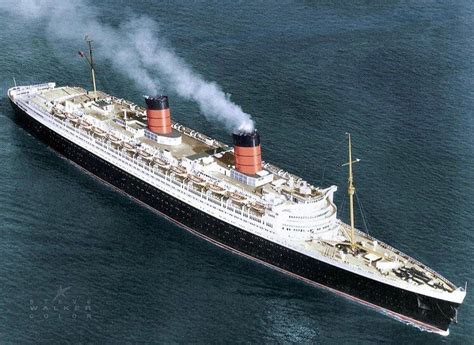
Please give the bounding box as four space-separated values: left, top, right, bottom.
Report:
54 111 66 119
154 158 170 169
188 175 206 186
69 117 80 125
138 150 154 161
171 166 187 178
80 121 92 130
92 127 107 137
108 134 122 145
123 142 137 153
249 203 266 214
229 192 247 203
208 184 226 195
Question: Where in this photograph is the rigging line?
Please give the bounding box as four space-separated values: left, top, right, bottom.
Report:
78 52 110 94
339 195 346 220
92 64 112 94
78 57 104 92
358 190 371 233
320 137 347 185
355 191 370 235
79 56 91 69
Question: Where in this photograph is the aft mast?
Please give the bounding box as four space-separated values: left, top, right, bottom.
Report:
78 35 98 100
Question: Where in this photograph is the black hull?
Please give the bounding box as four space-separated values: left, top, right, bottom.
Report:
10 100 459 333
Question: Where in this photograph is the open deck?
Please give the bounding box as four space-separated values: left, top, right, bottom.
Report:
305 222 456 294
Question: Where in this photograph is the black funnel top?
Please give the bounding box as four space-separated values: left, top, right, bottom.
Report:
232 130 260 147
145 95 169 110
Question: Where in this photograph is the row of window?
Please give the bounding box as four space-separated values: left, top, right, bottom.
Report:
284 223 332 232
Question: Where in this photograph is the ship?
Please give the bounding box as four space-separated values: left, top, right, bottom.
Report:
7 41 466 336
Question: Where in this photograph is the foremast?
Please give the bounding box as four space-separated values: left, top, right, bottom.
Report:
344 133 359 248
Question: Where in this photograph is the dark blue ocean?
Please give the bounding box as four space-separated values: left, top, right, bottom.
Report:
0 1 473 343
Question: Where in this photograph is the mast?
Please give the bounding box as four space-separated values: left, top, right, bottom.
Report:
83 35 97 100
348 133 355 247
86 36 97 99
343 133 361 248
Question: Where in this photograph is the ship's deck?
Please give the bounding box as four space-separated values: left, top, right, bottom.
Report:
305 222 457 294
30 86 328 205
34 86 223 158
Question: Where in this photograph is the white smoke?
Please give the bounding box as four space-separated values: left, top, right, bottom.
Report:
0 0 254 132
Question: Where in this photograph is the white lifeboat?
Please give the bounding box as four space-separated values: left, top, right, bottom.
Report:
92 127 107 137
108 134 121 145
123 142 137 153
54 111 66 119
249 202 266 214
208 184 226 195
229 192 247 203
80 121 92 130
188 175 206 186
69 116 80 125
171 166 187 177
139 150 154 161
154 158 170 169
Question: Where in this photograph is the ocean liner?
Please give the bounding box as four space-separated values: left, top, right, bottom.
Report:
7 44 466 336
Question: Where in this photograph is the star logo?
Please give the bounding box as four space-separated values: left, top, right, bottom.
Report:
52 285 71 302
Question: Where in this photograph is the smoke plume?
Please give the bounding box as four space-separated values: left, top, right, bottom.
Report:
0 0 254 132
